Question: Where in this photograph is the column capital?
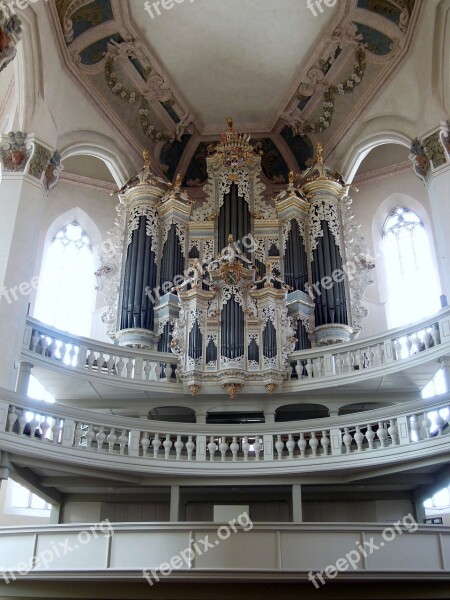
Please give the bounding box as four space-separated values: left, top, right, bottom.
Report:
0 6 22 75
409 121 450 187
0 132 62 194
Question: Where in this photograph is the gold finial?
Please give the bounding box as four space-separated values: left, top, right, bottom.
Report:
289 171 294 185
227 116 234 131
175 173 181 188
143 149 151 168
228 234 234 244
316 142 324 164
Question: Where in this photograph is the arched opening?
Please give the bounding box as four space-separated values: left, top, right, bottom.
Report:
275 404 329 422
34 222 96 337
148 407 196 423
382 206 441 327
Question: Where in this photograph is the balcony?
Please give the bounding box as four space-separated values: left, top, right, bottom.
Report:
20 307 450 405
1 389 449 478
0 522 449 585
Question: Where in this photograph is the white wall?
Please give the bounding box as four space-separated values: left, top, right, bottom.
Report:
351 167 439 338
30 182 117 341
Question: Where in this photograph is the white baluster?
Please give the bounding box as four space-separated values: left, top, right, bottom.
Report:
40 420 50 440
393 338 402 360
286 434 296 459
186 436 195 461
342 428 352 453
141 432 150 456
298 433 307 458
116 358 125 377
48 339 58 359
410 415 421 441
118 430 128 455
7 407 17 432
126 358 134 378
40 337 49 357
51 419 63 444
85 424 95 449
431 324 441 345
355 349 364 371
422 414 432 439
174 435 184 460
219 437 229 461
74 422 83 447
320 430 330 455
275 434 284 459
373 344 383 366
230 437 239 461
354 426 364 451
335 354 343 374
107 428 117 453
106 356 115 375
86 351 96 371
344 352 354 373
376 422 388 448
30 331 39 352
309 432 319 457
435 412 445 436
242 436 250 461
207 436 218 461
154 363 162 381
388 419 399 445
253 436 262 460
68 344 77 366
144 361 152 381
96 426 106 451
18 411 28 435
152 433 161 458
163 434 173 459
306 359 313 379
365 424 375 450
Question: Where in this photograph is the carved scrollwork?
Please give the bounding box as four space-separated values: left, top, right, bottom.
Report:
127 205 159 253
309 199 341 254
95 205 127 338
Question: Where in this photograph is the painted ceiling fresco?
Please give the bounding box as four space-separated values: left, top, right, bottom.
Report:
52 0 419 183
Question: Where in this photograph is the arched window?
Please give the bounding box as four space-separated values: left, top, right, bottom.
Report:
382 207 441 327
34 222 96 337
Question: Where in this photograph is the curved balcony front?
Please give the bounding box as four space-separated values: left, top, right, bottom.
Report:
1 389 449 478
20 307 450 403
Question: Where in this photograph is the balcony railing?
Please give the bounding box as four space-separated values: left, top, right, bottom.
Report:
21 307 450 392
0 522 449 581
1 389 449 475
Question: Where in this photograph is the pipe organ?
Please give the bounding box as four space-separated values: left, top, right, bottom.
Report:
96 120 374 398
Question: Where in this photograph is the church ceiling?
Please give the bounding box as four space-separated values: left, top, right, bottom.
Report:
51 0 420 181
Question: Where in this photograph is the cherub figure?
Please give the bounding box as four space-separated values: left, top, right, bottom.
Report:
252 261 292 291
172 259 209 292
221 234 254 267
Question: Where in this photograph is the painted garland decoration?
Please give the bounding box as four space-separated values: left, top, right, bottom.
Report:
104 58 175 143
301 47 367 134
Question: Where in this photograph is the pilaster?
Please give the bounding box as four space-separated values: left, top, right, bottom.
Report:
0 132 62 390
410 122 450 301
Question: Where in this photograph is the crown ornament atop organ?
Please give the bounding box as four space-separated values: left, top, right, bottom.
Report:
96 121 375 397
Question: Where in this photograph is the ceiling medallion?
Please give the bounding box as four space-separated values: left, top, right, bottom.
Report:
213 117 259 169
